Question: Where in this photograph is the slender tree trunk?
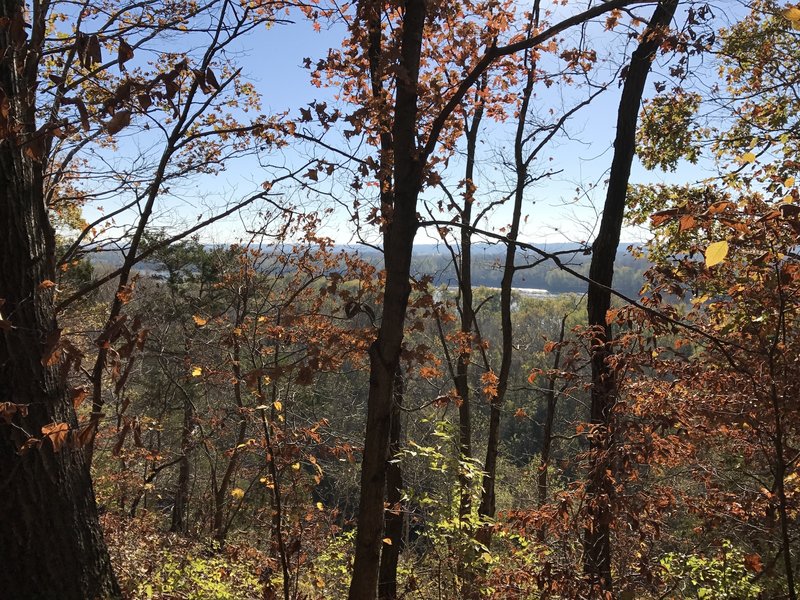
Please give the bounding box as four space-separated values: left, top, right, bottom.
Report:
477 28 537 540
769 377 797 600
349 2 427 597
378 372 404 600
171 396 193 533
537 315 567 542
0 0 119 595
583 2 678 593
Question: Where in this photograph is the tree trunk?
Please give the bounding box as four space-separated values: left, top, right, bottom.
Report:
537 315 567 542
378 372 404 600
171 397 193 533
0 0 119 595
583 2 678 593
477 27 537 540
348 2 426 597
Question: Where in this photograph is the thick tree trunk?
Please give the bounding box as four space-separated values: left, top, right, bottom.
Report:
583 1 678 593
0 0 120 595
348 2 426 597
378 372 404 600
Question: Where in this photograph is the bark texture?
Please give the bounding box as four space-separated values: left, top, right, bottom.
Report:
378 372 404 600
0 0 120 595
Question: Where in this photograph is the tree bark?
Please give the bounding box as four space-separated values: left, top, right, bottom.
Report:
378 372 404 600
537 314 567 542
583 1 678 593
171 396 193 533
348 2 426 598
0 0 119 595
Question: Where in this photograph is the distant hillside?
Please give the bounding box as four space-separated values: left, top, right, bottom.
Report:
84 241 650 298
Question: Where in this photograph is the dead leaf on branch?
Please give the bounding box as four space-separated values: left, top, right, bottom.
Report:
105 109 131 135
0 402 28 424
118 39 134 70
41 422 70 452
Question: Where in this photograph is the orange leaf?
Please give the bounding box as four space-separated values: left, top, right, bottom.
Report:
41 422 70 452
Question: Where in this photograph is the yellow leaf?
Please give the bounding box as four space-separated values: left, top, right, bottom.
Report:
292 462 301 470
192 315 207 326
741 152 756 163
783 6 800 21
705 240 729 267
191 366 202 377
382 537 393 545
230 487 245 499
273 400 282 411
785 176 796 187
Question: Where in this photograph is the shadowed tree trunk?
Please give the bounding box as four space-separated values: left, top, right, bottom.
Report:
0 0 120 595
537 314 567 543
378 371 404 600
348 1 426 598
171 395 194 533
583 1 678 593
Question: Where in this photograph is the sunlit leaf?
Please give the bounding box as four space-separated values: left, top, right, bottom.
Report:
740 151 756 163
705 240 729 267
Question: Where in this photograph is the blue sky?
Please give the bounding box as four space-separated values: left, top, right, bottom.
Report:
75 1 728 251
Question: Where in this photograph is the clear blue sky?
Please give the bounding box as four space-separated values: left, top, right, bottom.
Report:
77 2 727 251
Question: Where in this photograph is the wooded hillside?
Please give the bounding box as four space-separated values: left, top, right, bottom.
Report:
1 1 799 598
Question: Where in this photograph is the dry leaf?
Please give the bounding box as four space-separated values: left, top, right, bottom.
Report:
41 422 70 452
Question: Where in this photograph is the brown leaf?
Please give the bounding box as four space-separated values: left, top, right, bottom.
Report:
137 94 152 110
63 97 90 132
105 109 131 135
84 34 102 68
70 386 89 408
706 201 735 215
678 214 696 232
205 67 220 90
118 39 134 70
744 553 763 573
112 421 131 456
650 208 679 227
41 422 70 452
780 203 800 219
75 423 96 448
192 69 211 94
0 402 28 424
38 279 56 290
41 328 62 367
164 79 179 100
